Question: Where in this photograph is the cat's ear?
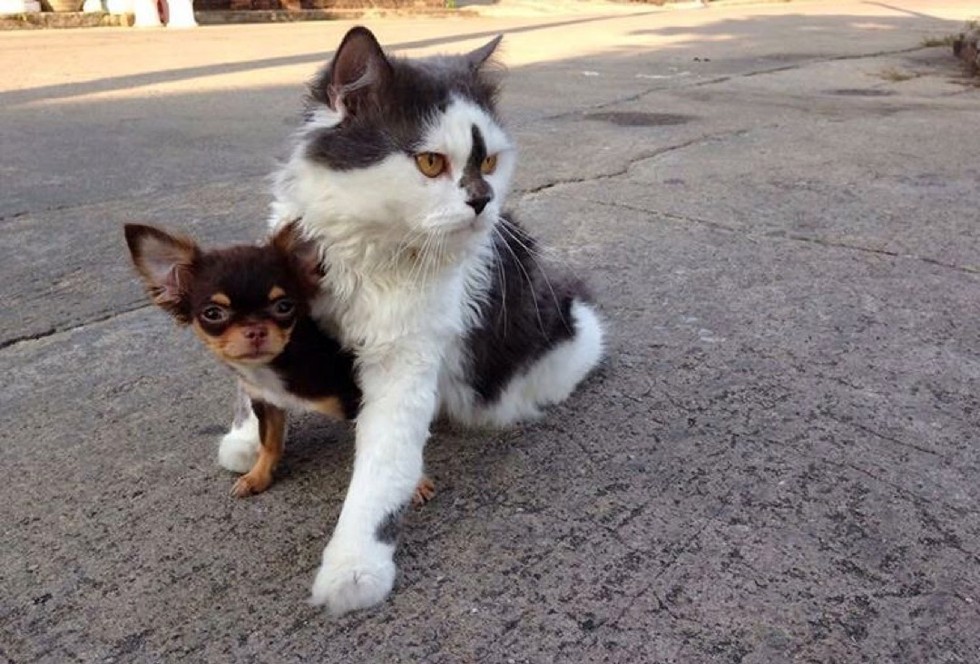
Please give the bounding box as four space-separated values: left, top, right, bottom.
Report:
124 224 199 323
271 221 324 294
327 26 392 116
466 35 503 70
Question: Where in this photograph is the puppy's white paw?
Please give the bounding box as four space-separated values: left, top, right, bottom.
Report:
310 539 396 617
217 417 260 474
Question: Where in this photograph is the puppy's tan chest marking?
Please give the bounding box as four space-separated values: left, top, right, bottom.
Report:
312 396 346 420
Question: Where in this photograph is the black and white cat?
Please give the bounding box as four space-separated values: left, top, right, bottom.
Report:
218 27 604 615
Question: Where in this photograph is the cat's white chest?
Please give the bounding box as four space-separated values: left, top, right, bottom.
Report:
316 260 472 354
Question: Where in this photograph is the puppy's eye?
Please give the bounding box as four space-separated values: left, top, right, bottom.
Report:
200 306 229 324
272 298 295 317
415 152 447 178
481 154 498 175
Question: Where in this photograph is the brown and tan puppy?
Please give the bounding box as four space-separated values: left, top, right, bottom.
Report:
124 222 435 504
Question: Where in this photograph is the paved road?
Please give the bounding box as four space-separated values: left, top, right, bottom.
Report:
3 1 979 661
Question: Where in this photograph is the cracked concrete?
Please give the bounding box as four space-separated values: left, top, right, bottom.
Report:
3 1 980 662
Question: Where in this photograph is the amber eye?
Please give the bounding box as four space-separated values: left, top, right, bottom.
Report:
415 152 447 178
200 305 229 324
481 154 498 175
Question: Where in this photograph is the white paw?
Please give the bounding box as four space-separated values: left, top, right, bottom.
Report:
310 538 396 617
217 416 260 474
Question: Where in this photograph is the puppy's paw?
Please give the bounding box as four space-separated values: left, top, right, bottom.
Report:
217 421 260 474
310 538 395 617
412 476 436 508
231 470 272 498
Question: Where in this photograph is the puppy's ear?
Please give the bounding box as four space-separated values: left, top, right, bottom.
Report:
124 224 199 323
271 221 323 296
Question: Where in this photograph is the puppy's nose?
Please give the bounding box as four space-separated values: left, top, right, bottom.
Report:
467 195 491 215
244 326 268 345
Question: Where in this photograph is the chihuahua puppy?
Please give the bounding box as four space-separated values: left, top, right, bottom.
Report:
124 222 436 503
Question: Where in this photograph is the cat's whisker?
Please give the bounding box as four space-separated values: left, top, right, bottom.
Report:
493 223 546 335
430 232 448 284
489 228 508 329
416 231 444 290
500 216 568 265
384 227 427 272
408 232 433 292
385 235 416 269
500 216 578 300
496 221 568 331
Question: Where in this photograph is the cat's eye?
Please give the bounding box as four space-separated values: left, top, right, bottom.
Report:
272 298 295 318
415 152 447 178
481 154 498 175
200 305 229 324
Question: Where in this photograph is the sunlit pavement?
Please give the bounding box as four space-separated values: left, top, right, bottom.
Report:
3 1 979 660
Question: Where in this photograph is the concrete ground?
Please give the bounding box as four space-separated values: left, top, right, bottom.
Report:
2 1 979 661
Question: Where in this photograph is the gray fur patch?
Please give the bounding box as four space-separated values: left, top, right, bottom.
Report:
460 125 493 213
465 213 589 403
375 509 404 545
304 30 501 171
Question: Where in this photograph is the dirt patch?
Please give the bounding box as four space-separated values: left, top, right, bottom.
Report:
583 111 694 126
827 89 896 97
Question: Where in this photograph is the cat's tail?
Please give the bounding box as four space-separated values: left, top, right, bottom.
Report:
478 295 605 427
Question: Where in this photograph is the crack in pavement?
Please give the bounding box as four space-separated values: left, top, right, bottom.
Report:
0 301 152 353
752 425 980 531
576 489 734 645
822 411 945 458
584 197 980 276
784 233 980 275
519 128 752 198
836 459 976 521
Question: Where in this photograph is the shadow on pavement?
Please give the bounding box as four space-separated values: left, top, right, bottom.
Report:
2 7 978 662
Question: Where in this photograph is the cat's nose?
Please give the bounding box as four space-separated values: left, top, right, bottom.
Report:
467 196 491 215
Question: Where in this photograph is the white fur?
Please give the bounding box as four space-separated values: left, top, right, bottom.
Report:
218 410 260 474
222 95 601 615
441 300 605 427
234 363 320 413
216 364 323 475
311 537 395 617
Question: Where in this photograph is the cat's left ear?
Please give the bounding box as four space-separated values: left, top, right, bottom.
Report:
327 26 393 116
466 35 503 70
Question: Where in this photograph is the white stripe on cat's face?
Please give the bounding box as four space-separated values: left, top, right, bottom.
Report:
412 97 515 235
291 97 514 254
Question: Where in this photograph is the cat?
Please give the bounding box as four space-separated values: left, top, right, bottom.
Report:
217 26 605 615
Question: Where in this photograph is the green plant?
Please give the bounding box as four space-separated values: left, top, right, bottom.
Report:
878 67 918 82
921 35 955 48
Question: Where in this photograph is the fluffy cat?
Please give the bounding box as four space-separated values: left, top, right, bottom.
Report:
218 26 605 615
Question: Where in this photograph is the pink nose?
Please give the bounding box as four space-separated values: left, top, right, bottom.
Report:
243 326 268 346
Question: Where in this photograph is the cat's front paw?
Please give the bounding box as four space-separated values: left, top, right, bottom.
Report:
310 538 396 616
217 420 260 473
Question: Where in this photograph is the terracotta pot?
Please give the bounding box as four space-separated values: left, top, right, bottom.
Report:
42 0 84 9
